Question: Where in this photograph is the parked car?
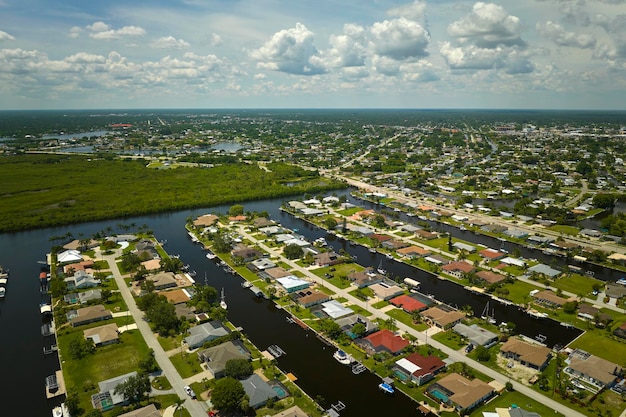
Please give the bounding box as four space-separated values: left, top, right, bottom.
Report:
465 343 474 353
184 385 196 399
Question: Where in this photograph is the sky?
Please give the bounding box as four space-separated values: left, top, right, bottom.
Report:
1 0 626 110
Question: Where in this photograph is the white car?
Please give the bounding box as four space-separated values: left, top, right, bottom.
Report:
184 385 196 399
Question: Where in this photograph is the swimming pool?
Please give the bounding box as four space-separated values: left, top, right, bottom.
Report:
430 388 449 402
272 384 289 398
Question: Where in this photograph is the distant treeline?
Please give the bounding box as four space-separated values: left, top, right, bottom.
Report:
0 154 345 232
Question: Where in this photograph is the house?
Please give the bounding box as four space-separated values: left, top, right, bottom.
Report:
397 246 431 259
390 294 428 313
184 320 230 350
83 323 120 347
293 290 330 308
359 329 409 355
420 306 465 329
606 283 626 299
140 258 161 271
193 214 219 227
68 304 113 327
146 271 177 290
313 251 344 267
276 276 311 293
249 258 276 271
347 269 385 288
393 352 446 385
320 300 354 319
63 260 94 274
532 290 568 308
262 266 292 280
117 404 160 417
478 249 506 261
577 304 612 325
414 229 438 240
91 371 138 411
270 406 307 417
64 289 103 305
475 270 506 285
65 270 101 290
442 261 476 278
370 234 392 244
613 322 626 339
241 374 279 409
162 288 191 305
57 249 83 264
231 245 264 262
334 314 378 337
452 242 476 253
481 407 540 417
197 340 251 379
500 338 552 370
427 372 494 414
452 323 499 348
565 349 622 389
253 217 275 228
369 282 404 300
382 239 410 250
527 264 561 279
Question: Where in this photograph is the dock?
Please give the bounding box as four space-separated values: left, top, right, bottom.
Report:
267 344 286 358
43 344 58 355
45 370 66 399
351 362 367 374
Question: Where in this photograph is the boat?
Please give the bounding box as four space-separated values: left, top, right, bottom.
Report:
377 260 386 275
369 248 377 253
220 288 227 309
0 287 5 298
378 382 395 394
527 309 548 319
617 277 626 286
385 253 393 259
241 281 252 288
351 362 367 374
535 334 547 343
333 349 353 365
459 225 467 231
52 405 63 417
480 301 497 324
205 251 217 260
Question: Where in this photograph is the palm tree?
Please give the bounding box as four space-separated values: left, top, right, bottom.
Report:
174 397 185 417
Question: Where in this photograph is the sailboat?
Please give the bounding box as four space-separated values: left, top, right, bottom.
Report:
377 260 386 275
481 301 496 324
220 288 227 309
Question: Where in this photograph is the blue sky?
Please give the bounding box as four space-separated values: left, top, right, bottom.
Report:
1 0 625 110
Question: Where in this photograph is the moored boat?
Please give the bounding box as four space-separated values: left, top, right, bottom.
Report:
333 349 353 365
378 382 395 394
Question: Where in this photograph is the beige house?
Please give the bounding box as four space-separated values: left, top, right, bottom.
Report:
420 306 465 329
500 338 552 370
84 323 119 347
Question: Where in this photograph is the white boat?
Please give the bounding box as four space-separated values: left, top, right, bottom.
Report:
220 288 227 309
480 301 496 324
333 349 353 365
378 382 395 394
0 287 5 298
377 260 386 275
52 406 63 417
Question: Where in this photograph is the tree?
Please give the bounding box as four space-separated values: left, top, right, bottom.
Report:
174 397 185 417
211 377 246 411
68 337 95 359
323 217 338 230
562 301 578 315
475 345 491 362
351 322 366 338
283 243 304 260
138 349 159 374
212 234 231 253
161 256 183 272
229 204 245 216
224 358 253 380
64 390 82 416
114 373 151 406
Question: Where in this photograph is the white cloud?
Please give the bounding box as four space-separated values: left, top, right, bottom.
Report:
537 21 596 49
440 42 534 74
325 23 367 68
86 21 146 40
0 30 15 41
65 52 106 64
387 1 426 22
250 23 326 75
210 33 223 47
68 26 82 39
369 17 430 60
150 36 190 49
448 2 524 48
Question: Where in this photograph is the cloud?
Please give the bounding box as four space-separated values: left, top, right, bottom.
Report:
250 23 326 75
387 1 426 21
210 33 223 47
440 42 534 74
150 36 190 49
68 26 82 39
86 21 146 40
325 23 367 67
370 17 430 60
65 52 106 64
448 2 524 48
0 30 15 41
537 21 596 48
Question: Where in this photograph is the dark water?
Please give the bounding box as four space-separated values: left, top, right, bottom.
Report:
0 191 421 417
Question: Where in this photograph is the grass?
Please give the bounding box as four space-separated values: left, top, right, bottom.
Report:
431 329 467 350
547 225 581 235
498 279 544 305
470 390 566 417
169 351 203 378
567 329 626 365
348 304 372 317
386 308 429 331
551 273 604 297
371 300 389 309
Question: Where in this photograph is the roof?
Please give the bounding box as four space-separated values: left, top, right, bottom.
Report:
184 320 229 349
421 306 465 327
532 290 568 306
321 300 354 319
117 404 160 417
296 290 330 306
452 323 498 346
241 374 278 408
500 338 552 368
276 276 310 290
147 271 177 288
434 373 494 409
390 294 427 312
369 282 404 300
476 270 506 284
442 261 475 273
98 371 138 406
198 341 250 376
396 352 446 378
162 288 191 304
71 304 112 326
271 405 308 417
568 351 621 386
397 246 431 256
83 323 119 345
478 248 505 259
528 263 561 278
363 329 409 353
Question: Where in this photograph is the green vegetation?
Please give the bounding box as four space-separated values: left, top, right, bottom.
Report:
470 391 565 417
0 154 345 232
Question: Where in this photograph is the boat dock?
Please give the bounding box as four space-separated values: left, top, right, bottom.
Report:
43 344 58 355
351 362 367 374
325 401 346 417
267 344 286 358
45 370 66 399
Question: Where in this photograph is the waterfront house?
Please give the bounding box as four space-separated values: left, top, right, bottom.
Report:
57 249 83 264
63 260 94 274
452 323 499 348
442 261 476 278
276 276 311 293
249 258 276 271
253 217 275 229
320 300 354 319
193 214 219 227
334 314 378 337
231 245 264 262
68 304 112 327
397 246 431 259
146 271 177 291
565 349 622 389
531 290 568 308
420 306 465 330
414 229 438 240
64 289 102 305
293 290 330 308
65 270 100 290
162 288 191 305
394 352 446 386
606 283 626 299
452 242 476 253
91 371 137 411
369 281 404 300
262 266 292 280
613 322 626 339
83 323 119 347
197 340 251 379
390 294 428 313
117 404 160 417
500 338 552 370
359 329 409 355
140 258 161 271
427 372 494 414
527 264 561 279
241 374 279 409
475 270 506 285
382 239 410 250
478 248 506 261
313 251 344 267
184 320 230 350
347 268 385 288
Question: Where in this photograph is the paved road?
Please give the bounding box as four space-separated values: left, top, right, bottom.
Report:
99 248 208 417
234 225 586 417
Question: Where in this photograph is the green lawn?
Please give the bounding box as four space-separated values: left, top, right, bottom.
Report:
169 351 203 378
551 274 603 297
371 300 389 309
547 225 581 235
348 304 372 316
567 329 626 365
431 329 467 350
470 390 565 417
386 308 429 331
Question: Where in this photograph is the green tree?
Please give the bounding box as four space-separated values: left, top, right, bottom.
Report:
283 244 304 260
229 204 245 216
212 234 231 253
68 337 95 359
351 322 366 338
138 349 159 374
114 373 151 406
323 217 338 230
161 256 183 272
224 358 253 380
475 345 491 362
211 377 246 411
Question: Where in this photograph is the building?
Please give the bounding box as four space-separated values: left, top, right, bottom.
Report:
565 349 622 389
91 371 138 411
393 352 446 385
320 300 353 319
420 306 465 329
475 270 506 285
347 269 385 288
390 294 428 313
397 246 431 259
241 374 279 409
313 251 343 267
369 282 404 300
613 322 626 339
117 404 160 417
427 372 494 414
442 261 476 278
500 338 552 370
83 323 119 347
478 248 506 261
68 304 113 327
276 276 311 293
532 290 568 308
359 329 409 355
146 271 177 291
528 264 561 279
293 290 330 308
184 320 230 350
231 245 264 262
452 323 499 348
65 270 101 290
197 340 251 379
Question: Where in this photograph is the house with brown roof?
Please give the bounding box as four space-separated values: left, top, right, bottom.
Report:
162 288 191 305
532 290 568 308
420 306 465 329
193 214 219 227
313 251 344 267
83 323 119 347
381 239 410 250
293 290 330 308
414 229 438 240
369 282 404 300
613 322 626 339
228 215 247 222
394 352 446 386
197 340 251 378
262 267 292 280
565 349 622 389
146 271 178 291
140 258 161 271
347 269 385 288
479 248 506 261
68 304 113 327
117 404 160 417
397 246 431 259
370 234 392 244
500 338 552 370
63 260 94 274
442 261 476 278
252 217 274 228
475 270 506 285
358 329 409 355
231 245 264 262
427 373 494 414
